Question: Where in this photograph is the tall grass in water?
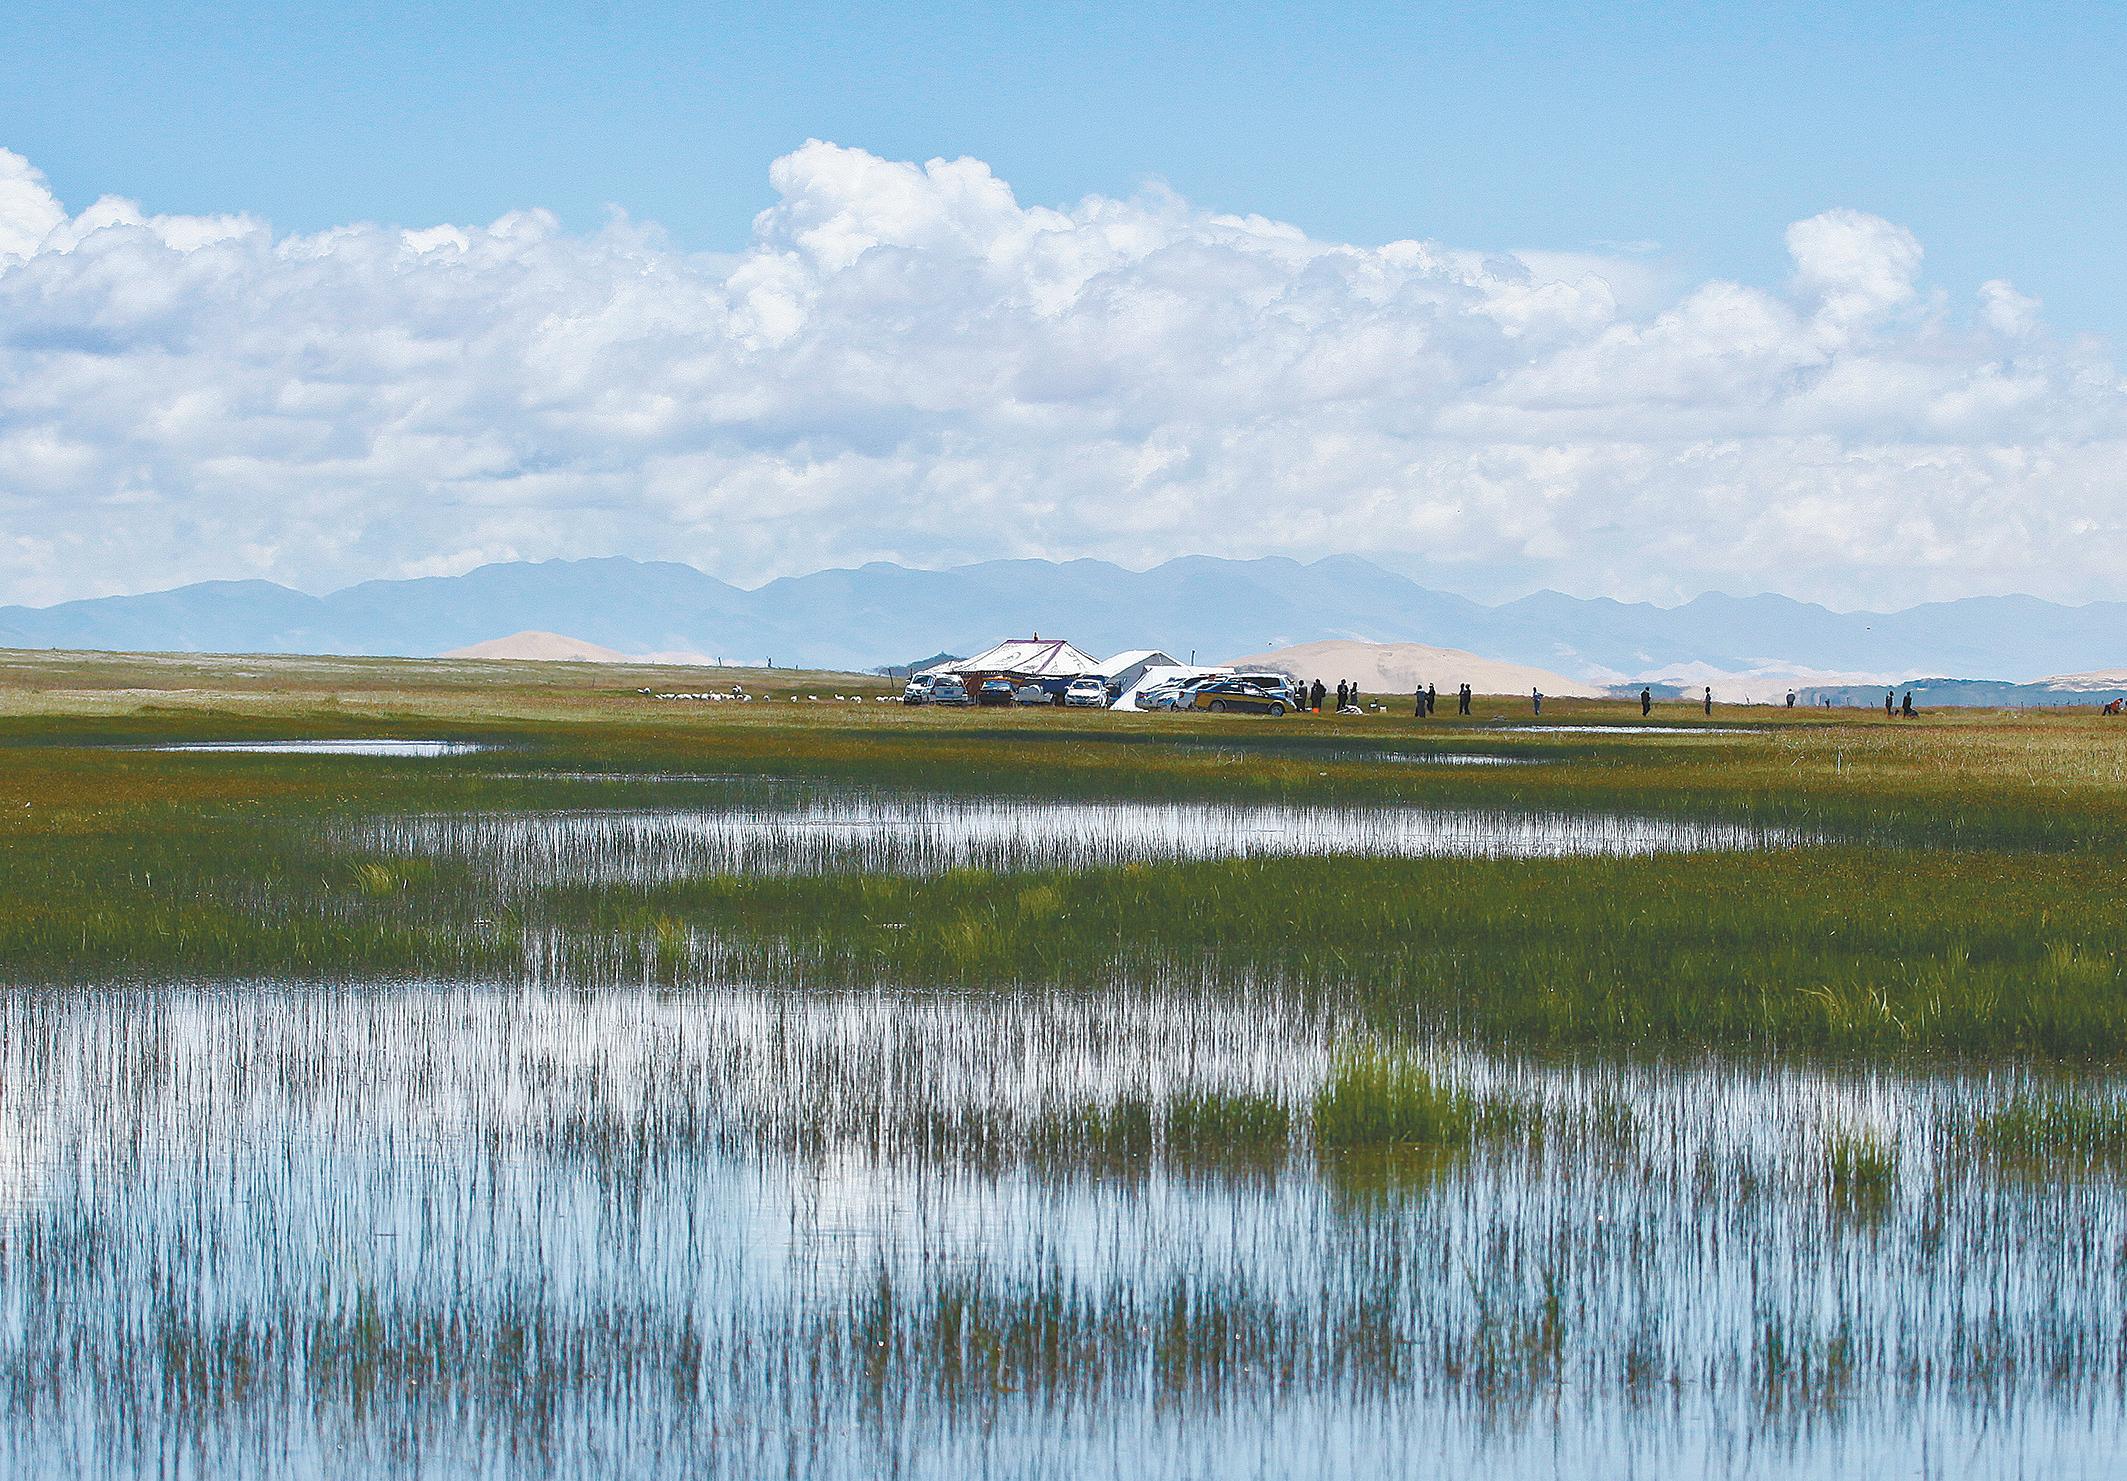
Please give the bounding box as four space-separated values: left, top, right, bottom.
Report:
1824 1128 1899 1211
5 980 2127 1476
1312 1045 1474 1151
1951 1089 2127 1168
546 844 2127 1056
1025 1091 1291 1170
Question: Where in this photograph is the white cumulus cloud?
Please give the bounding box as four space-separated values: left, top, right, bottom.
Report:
0 138 2122 608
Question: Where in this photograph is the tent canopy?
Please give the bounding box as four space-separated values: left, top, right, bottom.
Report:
1089 649 1178 680
924 637 1100 678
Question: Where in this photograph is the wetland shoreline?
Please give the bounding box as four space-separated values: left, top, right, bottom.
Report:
5 651 2127 1476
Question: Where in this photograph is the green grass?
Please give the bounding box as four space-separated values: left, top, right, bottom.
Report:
570 848 2127 1054
1164 1091 1291 1159
6 648 2127 1057
1953 1089 2127 1166
1312 1046 1475 1151
1824 1129 1900 1208
1026 1091 1291 1167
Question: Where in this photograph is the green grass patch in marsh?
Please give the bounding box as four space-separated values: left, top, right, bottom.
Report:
1948 1088 2127 1168
1025 1090 1292 1170
9 650 2127 1056
1313 1045 1475 1151
1311 1045 1541 1155
1823 1129 1900 1210
559 845 2127 1055
1165 1089 1291 1159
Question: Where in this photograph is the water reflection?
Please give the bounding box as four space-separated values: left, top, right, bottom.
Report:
2 980 2121 1477
155 739 490 756
366 793 1801 882
1502 725 1757 736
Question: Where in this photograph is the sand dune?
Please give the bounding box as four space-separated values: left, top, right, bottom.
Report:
1225 639 1603 697
443 631 633 662
443 631 731 666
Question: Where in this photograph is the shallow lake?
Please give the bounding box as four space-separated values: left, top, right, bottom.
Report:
1500 724 1758 736
364 792 1802 882
154 739 491 756
3 979 2121 1478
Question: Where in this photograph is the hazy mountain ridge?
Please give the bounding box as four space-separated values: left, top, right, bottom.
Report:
1 556 2121 684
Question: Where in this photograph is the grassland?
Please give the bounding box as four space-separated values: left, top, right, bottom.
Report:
8 645 2127 1475
4 646 2127 1056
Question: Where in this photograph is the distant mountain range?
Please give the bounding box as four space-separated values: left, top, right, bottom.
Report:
2 554 2122 688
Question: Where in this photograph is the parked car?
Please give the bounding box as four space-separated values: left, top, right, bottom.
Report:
902 673 942 704
1134 681 1190 710
1188 679 1290 716
1064 676 1110 708
975 677 1018 706
1012 682 1050 705
1231 672 1302 704
929 675 973 706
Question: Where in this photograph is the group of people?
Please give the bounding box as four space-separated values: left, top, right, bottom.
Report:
1295 679 1350 713
1292 678 1487 715
1284 676 1929 719
1408 683 1474 717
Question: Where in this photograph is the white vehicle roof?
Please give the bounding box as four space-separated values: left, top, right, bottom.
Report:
1110 664 1234 711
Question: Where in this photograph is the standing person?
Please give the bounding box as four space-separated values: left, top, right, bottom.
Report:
1640 687 1652 717
1414 685 1425 718
1335 680 1347 711
1785 689 1796 709
1885 690 1894 718
1703 686 1713 717
1425 683 1437 716
1902 691 1916 718
1532 688 1543 716
1461 683 1472 716
1310 678 1325 714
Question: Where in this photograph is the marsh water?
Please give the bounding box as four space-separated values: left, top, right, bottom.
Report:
7 781 2121 1478
365 790 1800 882
155 738 493 756
1499 725 1759 736
3 978 2123 1478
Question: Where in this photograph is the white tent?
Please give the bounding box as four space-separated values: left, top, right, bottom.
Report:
922 637 1101 679
1089 649 1178 695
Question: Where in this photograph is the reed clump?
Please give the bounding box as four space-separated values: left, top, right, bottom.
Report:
1027 1091 1290 1168
1312 1046 1473 1152
1957 1090 2127 1168
1823 1129 1899 1209
1165 1091 1291 1162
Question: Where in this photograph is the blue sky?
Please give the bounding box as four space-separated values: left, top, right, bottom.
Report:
0 1 2123 608
4 0 2122 339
